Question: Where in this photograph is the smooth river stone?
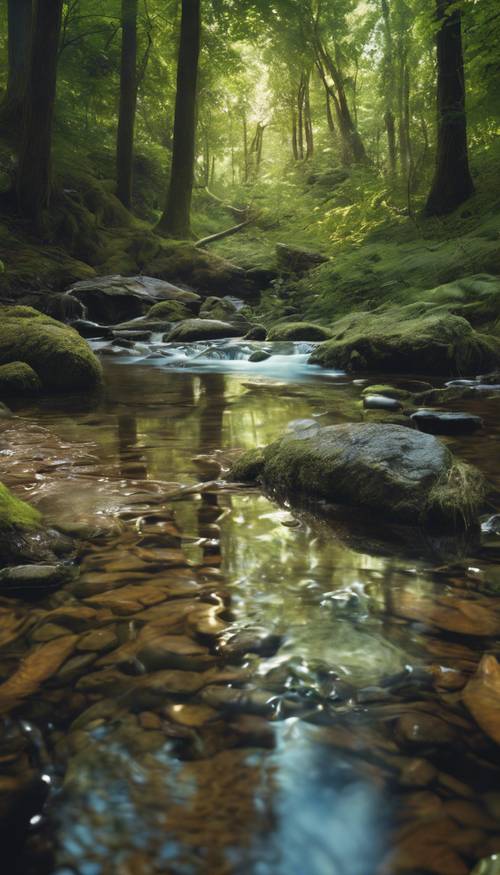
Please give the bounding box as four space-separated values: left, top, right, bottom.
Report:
165 704 218 727
0 636 78 713
76 627 118 652
411 409 483 435
363 394 402 411
396 712 457 746
463 654 500 745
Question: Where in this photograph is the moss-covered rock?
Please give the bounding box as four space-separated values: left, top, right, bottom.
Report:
310 305 500 376
0 307 102 391
199 296 237 322
361 384 412 401
0 482 42 531
229 423 485 531
148 300 193 322
276 243 329 275
167 319 244 342
267 322 333 342
0 362 42 396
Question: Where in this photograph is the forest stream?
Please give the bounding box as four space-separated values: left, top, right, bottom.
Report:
1 335 499 875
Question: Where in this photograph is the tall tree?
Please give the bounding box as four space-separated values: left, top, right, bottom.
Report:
0 0 33 126
424 0 474 216
16 0 64 229
116 0 139 209
157 0 201 238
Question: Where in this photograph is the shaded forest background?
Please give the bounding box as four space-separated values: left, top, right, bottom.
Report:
0 0 499 320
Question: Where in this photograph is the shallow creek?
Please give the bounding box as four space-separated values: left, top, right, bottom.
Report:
1 339 500 875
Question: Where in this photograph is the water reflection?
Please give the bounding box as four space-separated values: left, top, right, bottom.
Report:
1 354 499 875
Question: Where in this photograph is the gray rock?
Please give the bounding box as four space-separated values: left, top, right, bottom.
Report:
0 564 76 599
363 394 402 411
71 320 114 339
229 423 485 530
411 409 483 435
67 275 201 324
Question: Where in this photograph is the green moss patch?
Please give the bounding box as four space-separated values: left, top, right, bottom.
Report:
0 482 41 531
267 322 333 342
148 300 193 322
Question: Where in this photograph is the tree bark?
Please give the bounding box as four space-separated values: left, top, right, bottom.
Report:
303 73 314 159
424 0 474 216
381 0 397 175
116 0 138 209
156 0 201 238
1 0 32 126
16 0 64 230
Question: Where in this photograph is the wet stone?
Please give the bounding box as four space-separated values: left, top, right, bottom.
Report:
76 626 118 653
396 712 457 747
164 703 218 727
411 409 483 435
230 715 276 749
363 394 403 411
219 628 283 660
399 757 438 787
0 564 76 599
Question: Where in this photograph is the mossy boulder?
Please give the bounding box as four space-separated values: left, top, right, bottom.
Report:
0 307 102 391
167 319 243 342
230 423 485 531
148 300 193 322
267 322 333 342
0 362 42 396
310 305 500 376
199 296 237 322
0 482 42 532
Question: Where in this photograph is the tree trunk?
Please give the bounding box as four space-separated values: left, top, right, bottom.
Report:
1 0 32 126
381 0 397 175
116 0 138 209
385 110 397 175
315 44 367 165
304 73 314 160
297 80 305 160
157 0 201 238
398 57 411 177
292 108 299 160
242 112 249 183
325 88 335 134
16 0 64 230
424 0 474 216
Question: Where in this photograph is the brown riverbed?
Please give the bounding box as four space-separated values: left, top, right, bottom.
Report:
0 350 499 875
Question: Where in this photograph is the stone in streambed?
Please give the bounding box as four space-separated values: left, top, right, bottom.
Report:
72 319 114 339
167 319 243 341
219 628 283 659
363 394 402 411
249 350 271 363
411 409 483 435
463 654 500 745
229 423 485 531
0 564 75 599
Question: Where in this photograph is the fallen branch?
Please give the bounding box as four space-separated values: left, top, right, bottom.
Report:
204 187 249 220
195 217 255 248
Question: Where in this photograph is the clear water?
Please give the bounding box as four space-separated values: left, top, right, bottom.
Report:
1 343 499 875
